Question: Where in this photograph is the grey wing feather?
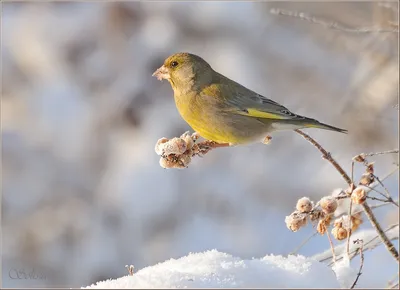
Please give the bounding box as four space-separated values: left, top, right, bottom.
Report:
226 84 306 120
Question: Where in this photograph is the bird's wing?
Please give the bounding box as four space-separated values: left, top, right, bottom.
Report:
221 83 306 120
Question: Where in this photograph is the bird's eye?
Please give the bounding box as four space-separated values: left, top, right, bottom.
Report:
171 61 178 68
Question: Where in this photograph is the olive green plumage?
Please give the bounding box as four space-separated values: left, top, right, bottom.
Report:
153 52 347 145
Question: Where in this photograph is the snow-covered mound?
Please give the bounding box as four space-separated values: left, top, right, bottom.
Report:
84 250 339 288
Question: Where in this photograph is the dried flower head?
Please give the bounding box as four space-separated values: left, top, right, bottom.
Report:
310 209 325 222
366 162 375 174
296 197 313 213
162 137 188 155
181 131 195 149
159 157 184 169
351 187 367 204
332 226 348 240
319 196 338 214
359 173 374 186
352 154 366 163
317 219 328 235
285 211 307 232
351 213 363 232
155 137 169 155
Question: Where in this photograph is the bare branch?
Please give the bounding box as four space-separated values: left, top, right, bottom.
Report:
269 8 399 33
294 129 399 262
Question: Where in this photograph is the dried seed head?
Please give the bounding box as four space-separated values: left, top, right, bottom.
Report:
359 173 374 186
352 154 366 163
332 226 348 240
178 154 192 168
310 209 325 222
320 196 338 214
180 131 195 149
285 211 307 232
351 187 367 204
155 137 169 155
351 214 363 232
366 162 375 174
296 197 313 213
162 137 188 155
159 157 186 169
317 219 328 235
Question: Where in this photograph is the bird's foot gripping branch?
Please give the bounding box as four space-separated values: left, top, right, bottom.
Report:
155 132 230 169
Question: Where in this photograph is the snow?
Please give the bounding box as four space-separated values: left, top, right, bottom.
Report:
332 255 358 289
84 250 339 288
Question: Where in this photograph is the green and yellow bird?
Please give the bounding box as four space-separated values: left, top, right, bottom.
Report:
153 52 347 146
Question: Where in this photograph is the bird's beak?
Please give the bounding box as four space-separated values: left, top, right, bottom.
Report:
152 65 170 81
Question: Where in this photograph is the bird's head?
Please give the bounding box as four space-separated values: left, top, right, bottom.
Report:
152 53 213 91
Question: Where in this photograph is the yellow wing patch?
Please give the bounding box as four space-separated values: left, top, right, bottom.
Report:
238 108 287 120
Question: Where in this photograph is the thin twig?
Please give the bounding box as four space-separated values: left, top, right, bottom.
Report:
347 199 354 258
347 163 355 259
289 231 319 255
350 239 364 289
364 150 399 157
365 185 391 199
372 174 399 207
294 129 399 262
367 196 394 203
327 230 337 263
270 8 399 33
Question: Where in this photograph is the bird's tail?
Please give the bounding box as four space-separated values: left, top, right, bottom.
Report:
302 118 348 134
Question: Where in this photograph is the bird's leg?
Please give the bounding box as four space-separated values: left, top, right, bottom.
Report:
262 135 272 145
195 140 230 156
202 140 230 149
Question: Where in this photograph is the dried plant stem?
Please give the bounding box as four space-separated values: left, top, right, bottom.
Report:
350 239 364 289
364 149 399 157
372 174 399 207
269 8 399 33
346 199 354 258
326 230 337 263
294 129 399 262
289 231 319 255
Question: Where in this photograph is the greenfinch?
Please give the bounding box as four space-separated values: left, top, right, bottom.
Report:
153 52 347 146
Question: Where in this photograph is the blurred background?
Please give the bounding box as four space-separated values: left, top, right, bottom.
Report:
1 1 399 288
